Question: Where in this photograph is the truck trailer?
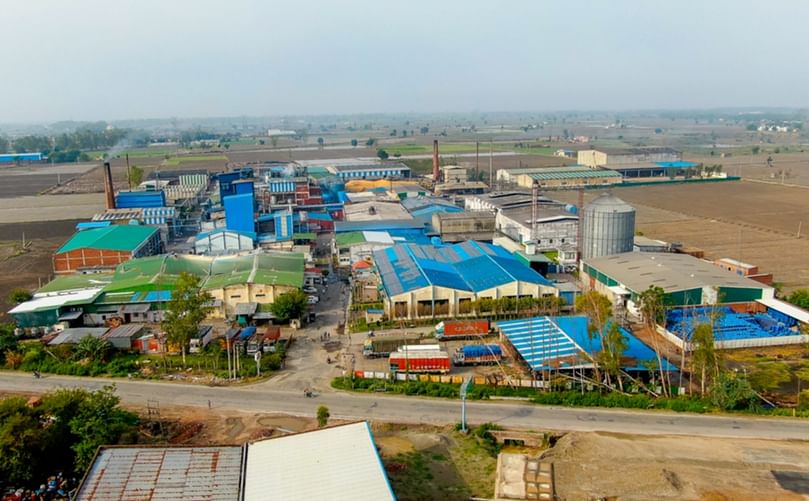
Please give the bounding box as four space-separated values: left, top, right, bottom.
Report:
363 334 423 358
389 350 451 374
453 344 502 366
435 319 490 340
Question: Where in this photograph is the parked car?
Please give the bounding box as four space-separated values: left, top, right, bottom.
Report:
304 286 318 294
307 295 319 304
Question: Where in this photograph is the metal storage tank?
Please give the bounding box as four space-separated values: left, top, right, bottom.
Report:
581 193 635 259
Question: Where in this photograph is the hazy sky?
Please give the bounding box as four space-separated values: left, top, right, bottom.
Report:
3 0 808 122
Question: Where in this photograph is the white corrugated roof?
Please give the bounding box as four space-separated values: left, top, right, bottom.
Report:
757 297 809 324
243 422 395 501
9 288 103 314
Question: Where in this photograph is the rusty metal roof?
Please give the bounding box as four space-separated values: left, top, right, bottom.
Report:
75 446 244 501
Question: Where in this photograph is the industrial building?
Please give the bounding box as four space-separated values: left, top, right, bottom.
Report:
498 165 623 189
75 422 394 501
0 152 44 163
343 200 413 222
333 231 397 266
580 193 635 260
497 205 578 250
53 225 163 274
11 251 305 327
323 160 411 179
577 147 682 168
497 315 674 374
431 211 496 242
581 252 776 314
374 241 558 319
194 228 255 255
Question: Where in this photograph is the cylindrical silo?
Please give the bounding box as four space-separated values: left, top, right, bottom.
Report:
581 193 635 259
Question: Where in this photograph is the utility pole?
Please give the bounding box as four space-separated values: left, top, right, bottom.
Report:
460 377 472 433
798 221 803 239
475 141 479 182
488 141 493 188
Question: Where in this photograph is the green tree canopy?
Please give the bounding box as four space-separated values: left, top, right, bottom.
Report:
376 149 389 160
317 405 330 427
161 272 213 365
787 289 809 310
8 288 32 305
128 165 144 188
350 138 358 148
270 290 308 322
73 335 112 363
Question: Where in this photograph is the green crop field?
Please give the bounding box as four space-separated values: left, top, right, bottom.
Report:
163 155 227 166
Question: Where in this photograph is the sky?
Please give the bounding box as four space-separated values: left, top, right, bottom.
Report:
2 0 808 122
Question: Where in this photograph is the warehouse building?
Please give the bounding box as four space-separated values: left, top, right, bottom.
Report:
497 315 674 374
578 147 682 168
432 211 496 242
333 231 397 267
76 422 394 501
344 200 413 222
501 165 623 189
374 241 558 319
194 228 256 255
581 252 776 315
497 205 578 250
53 225 163 274
325 161 411 179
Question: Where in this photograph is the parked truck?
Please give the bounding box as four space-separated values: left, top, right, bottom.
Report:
435 319 490 340
389 349 451 374
452 344 502 366
363 333 423 358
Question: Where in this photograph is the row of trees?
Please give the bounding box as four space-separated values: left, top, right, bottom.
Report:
0 385 137 485
0 128 144 155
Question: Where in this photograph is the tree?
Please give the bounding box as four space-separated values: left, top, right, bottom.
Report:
270 290 308 322
161 272 213 366
350 138 358 148
317 405 330 427
8 288 32 304
574 291 612 386
787 289 809 309
128 165 144 188
365 138 376 147
752 146 761 154
377 149 389 160
270 136 279 148
710 372 755 411
73 335 112 363
68 385 139 471
637 285 671 396
691 323 718 396
599 322 628 391
795 365 809 410
317 137 325 149
746 123 758 131
748 362 791 393
420 127 429 135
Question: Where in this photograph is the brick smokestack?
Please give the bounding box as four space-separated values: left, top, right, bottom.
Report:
432 140 440 183
103 161 116 209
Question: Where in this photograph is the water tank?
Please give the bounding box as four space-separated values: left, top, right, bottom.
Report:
581 193 635 259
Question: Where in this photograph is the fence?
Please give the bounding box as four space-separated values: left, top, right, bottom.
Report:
352 370 550 388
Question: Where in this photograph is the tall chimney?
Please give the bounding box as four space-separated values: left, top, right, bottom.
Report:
432 140 440 183
531 179 539 241
103 161 116 209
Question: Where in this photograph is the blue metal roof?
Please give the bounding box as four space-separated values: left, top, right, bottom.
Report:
374 241 553 296
656 161 698 168
498 316 676 372
307 212 333 221
335 220 426 233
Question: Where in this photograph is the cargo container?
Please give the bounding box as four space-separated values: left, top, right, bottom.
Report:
363 334 423 358
389 350 450 374
453 344 502 366
435 319 490 340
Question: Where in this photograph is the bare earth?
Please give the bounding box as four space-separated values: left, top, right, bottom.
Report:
545 431 809 500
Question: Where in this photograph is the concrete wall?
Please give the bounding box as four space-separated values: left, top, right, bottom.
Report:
207 283 299 316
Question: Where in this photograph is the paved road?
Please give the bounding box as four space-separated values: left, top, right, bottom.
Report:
2 372 809 441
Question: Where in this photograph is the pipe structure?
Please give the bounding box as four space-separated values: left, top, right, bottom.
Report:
432 140 440 183
103 161 116 209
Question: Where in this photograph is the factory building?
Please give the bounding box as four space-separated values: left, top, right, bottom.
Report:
194 228 255 255
374 241 557 319
581 252 776 316
499 165 623 189
53 225 163 274
497 205 578 250
343 200 413 222
580 193 635 260
333 231 397 266
325 161 411 179
498 316 674 375
431 212 496 242
578 147 682 168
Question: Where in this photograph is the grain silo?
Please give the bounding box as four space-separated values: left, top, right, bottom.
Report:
581 193 635 260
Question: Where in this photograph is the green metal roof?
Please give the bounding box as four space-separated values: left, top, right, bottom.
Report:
293 232 317 241
57 226 159 254
527 167 622 181
335 232 366 247
36 273 113 294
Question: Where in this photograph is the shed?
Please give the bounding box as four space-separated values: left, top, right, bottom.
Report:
102 323 147 350
48 327 109 346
